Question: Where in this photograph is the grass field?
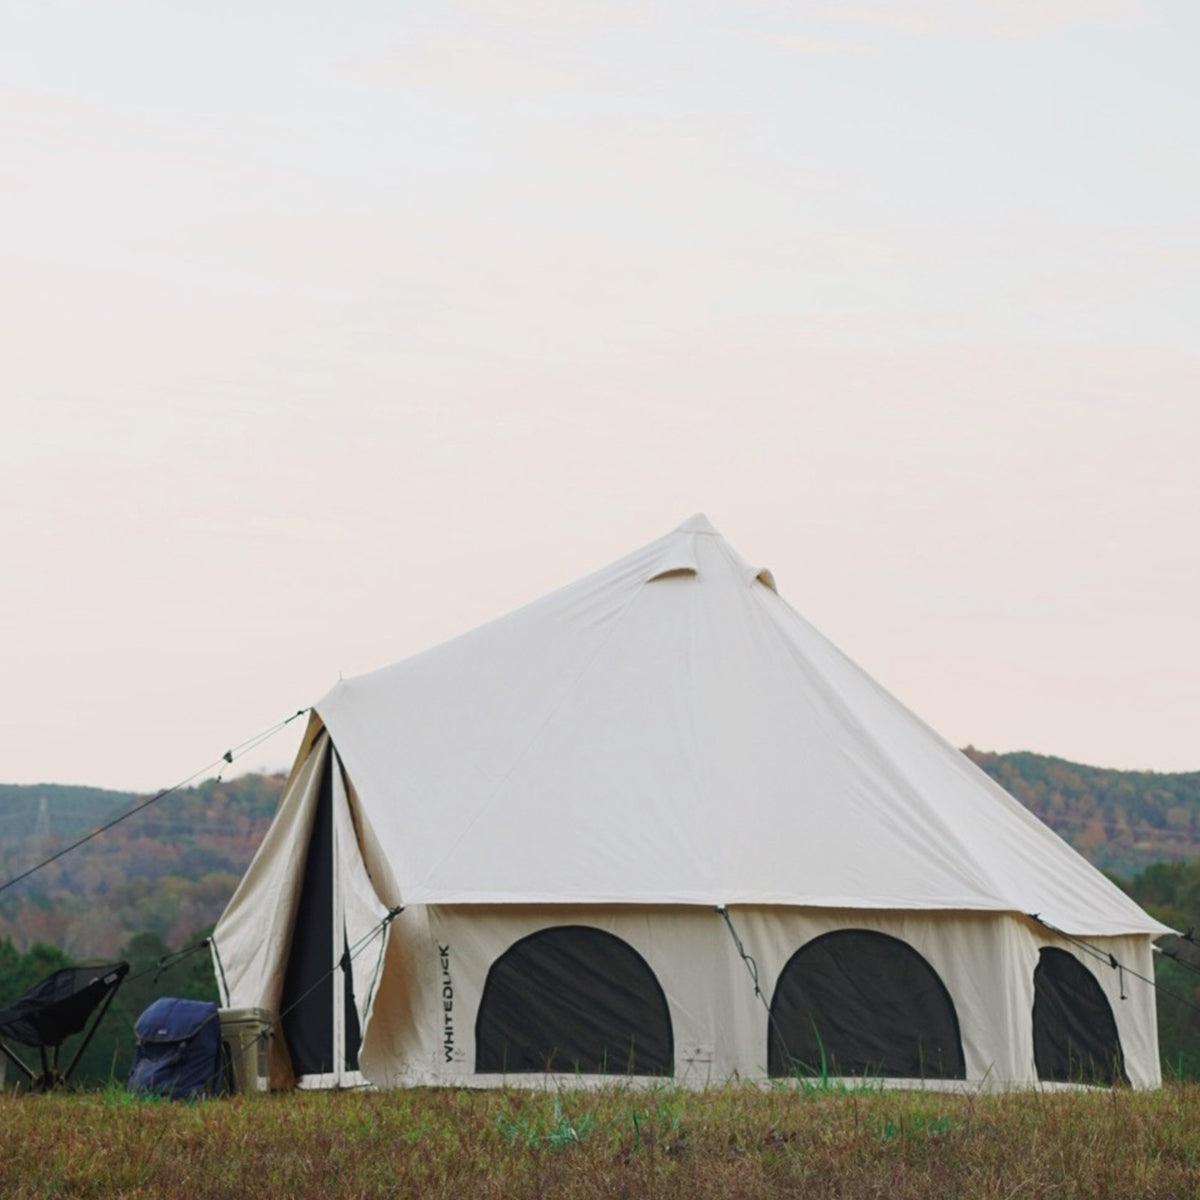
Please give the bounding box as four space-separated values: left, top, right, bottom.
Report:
4 1082 1200 1199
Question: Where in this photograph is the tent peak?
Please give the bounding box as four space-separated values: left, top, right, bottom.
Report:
674 513 718 535
653 515 777 592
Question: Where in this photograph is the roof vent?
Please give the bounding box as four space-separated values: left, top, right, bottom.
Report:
648 529 701 583
723 538 778 593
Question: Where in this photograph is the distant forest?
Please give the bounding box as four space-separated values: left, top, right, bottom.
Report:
963 748 1200 875
5 749 1200 1082
0 773 284 959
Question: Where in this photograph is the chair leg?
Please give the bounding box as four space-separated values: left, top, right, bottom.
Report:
0 1038 35 1084
35 1044 65 1091
62 980 123 1086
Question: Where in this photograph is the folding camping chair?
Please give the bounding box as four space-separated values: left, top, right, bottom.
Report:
0 962 129 1091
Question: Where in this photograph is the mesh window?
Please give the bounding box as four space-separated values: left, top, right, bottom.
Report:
768 929 965 1079
1033 948 1127 1086
475 926 673 1075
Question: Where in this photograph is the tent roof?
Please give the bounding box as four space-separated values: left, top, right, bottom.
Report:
315 515 1166 936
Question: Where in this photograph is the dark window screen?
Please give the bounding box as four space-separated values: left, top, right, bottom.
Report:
768 929 965 1079
1033 947 1126 1085
475 925 673 1076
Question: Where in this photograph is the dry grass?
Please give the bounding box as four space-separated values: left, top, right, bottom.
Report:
3 1082 1200 1199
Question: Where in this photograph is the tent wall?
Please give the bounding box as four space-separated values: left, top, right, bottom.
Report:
212 738 328 1087
356 905 1160 1090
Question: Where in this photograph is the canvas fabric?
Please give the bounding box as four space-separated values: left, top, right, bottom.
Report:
350 905 1159 1090
312 516 1166 936
212 517 1166 1090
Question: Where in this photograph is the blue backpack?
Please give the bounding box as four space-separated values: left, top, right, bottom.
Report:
129 998 226 1098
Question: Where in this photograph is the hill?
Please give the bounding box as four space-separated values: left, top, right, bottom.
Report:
0 783 141 845
963 748 1200 876
0 774 282 957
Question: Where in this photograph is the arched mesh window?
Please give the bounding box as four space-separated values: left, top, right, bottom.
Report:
768 929 965 1079
475 926 673 1075
1033 948 1127 1085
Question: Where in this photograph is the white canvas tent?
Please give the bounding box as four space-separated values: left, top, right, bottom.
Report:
212 516 1168 1090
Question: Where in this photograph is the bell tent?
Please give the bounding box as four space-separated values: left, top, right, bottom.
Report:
212 516 1168 1090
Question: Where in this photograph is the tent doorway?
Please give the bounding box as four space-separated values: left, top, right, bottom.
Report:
280 750 364 1088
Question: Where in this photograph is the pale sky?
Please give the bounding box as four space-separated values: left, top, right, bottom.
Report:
1 0 1197 791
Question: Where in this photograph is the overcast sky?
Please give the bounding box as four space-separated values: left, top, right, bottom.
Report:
2 0 1197 792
